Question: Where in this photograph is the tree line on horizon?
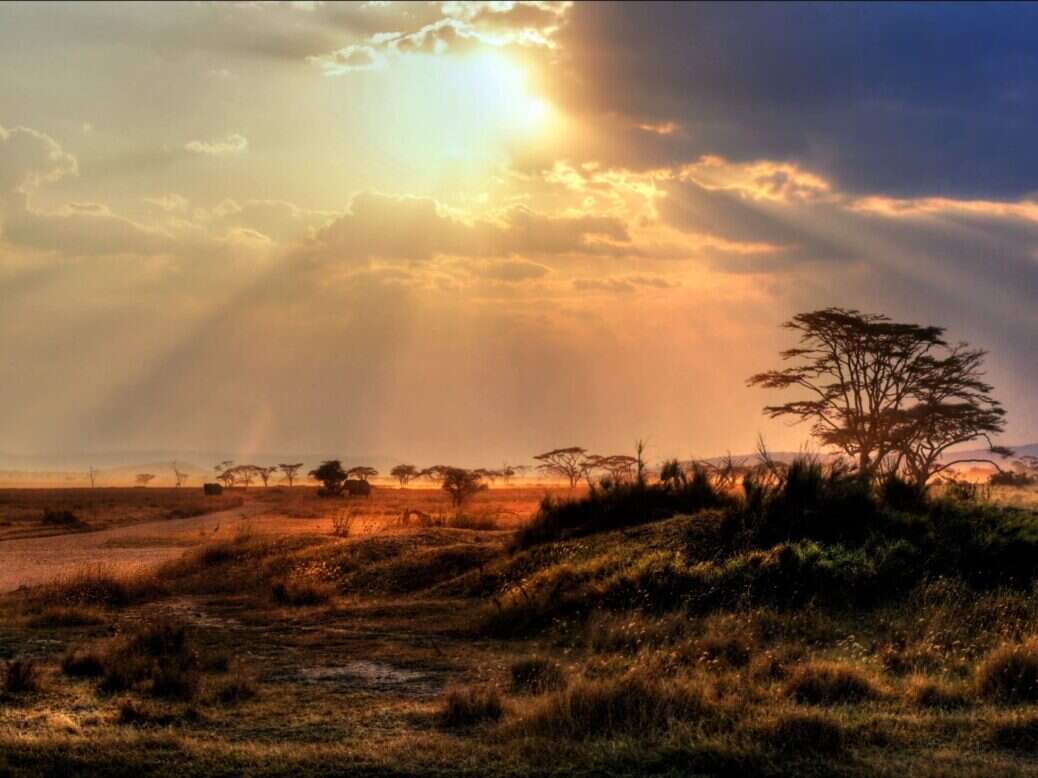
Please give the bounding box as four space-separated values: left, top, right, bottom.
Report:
122 308 1020 497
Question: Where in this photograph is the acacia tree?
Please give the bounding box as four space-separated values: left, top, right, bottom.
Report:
419 465 449 485
534 447 587 488
346 466 378 482
309 460 347 495
135 473 155 487
748 308 1008 485
390 464 419 487
442 467 487 513
278 462 303 487
257 466 277 487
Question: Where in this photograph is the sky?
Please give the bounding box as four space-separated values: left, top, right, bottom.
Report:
0 1 1036 467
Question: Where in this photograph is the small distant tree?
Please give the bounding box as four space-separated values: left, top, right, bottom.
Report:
390 464 419 487
216 468 237 488
748 308 1009 486
87 466 98 488
499 465 517 485
310 460 347 495
346 466 378 482
279 462 303 487
534 447 587 488
135 473 155 487
233 465 260 489
171 462 188 488
257 466 277 487
442 467 487 513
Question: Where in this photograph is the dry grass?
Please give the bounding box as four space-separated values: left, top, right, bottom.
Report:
785 661 881 705
31 565 167 608
977 639 1038 703
905 675 971 709
4 658 41 695
518 671 713 739
509 657 566 694
0 487 243 540
440 686 503 728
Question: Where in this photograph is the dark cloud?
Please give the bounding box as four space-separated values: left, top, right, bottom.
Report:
546 2 1038 198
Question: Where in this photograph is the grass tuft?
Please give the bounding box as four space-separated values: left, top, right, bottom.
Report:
978 640 1038 703
441 686 503 728
785 661 880 706
510 657 566 694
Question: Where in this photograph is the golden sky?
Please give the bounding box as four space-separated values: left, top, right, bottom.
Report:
0 2 1035 465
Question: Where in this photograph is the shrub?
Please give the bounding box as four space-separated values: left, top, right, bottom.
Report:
441 686 503 728
992 714 1038 752
785 661 880 705
61 645 106 678
521 672 710 739
4 658 41 695
270 578 335 606
978 641 1038 703
215 672 258 705
40 509 84 527
65 618 207 701
766 712 845 754
515 478 727 550
510 658 566 694
905 676 971 710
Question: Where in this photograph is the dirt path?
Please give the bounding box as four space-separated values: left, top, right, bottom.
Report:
0 499 265 593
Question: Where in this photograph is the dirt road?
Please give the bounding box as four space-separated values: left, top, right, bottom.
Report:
0 499 265 592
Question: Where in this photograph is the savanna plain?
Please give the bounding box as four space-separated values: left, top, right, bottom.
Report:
3 470 1038 778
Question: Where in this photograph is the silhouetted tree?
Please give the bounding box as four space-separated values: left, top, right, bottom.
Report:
390 464 419 487
278 462 303 487
534 447 587 488
346 466 378 482
135 473 155 487
419 465 449 485
442 467 487 513
87 466 98 489
257 466 277 487
171 462 188 488
309 460 347 495
748 308 1009 485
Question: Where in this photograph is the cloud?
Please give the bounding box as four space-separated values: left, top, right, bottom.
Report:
478 258 550 282
572 273 675 295
0 124 77 200
544 3 1038 199
310 2 568 75
305 190 631 263
184 133 248 156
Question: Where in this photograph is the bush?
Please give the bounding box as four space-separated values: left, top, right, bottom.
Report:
515 478 728 550
766 712 845 754
65 618 209 701
4 658 41 694
906 676 971 710
40 509 84 527
521 672 710 739
785 661 880 705
978 641 1038 703
270 578 335 606
61 645 106 678
441 686 503 728
992 714 1038 752
510 658 566 694
215 672 258 705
